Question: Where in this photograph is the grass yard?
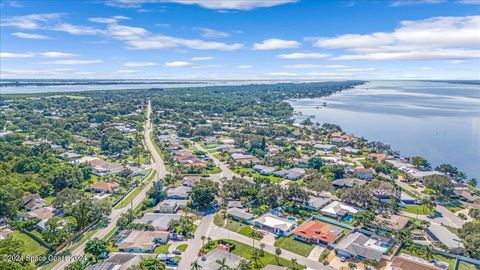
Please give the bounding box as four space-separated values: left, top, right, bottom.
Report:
401 204 435 215
205 166 222 174
212 153 224 160
12 231 48 257
422 188 437 195
458 261 478 270
176 244 188 252
221 239 304 269
251 173 284 183
224 219 263 240
274 235 315 257
154 244 171 254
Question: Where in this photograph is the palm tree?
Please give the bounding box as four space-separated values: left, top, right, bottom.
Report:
200 235 206 252
249 230 261 253
348 262 357 270
236 259 251 270
190 260 202 270
207 237 212 246
215 257 230 270
423 244 434 261
291 258 298 270
275 247 282 265
259 243 265 256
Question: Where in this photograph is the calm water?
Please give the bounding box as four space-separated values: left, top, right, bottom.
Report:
290 81 480 181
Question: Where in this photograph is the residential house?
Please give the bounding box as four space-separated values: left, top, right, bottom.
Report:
321 201 359 219
199 248 244 270
227 208 254 224
253 213 296 236
227 200 244 209
166 186 191 200
387 253 448 270
87 181 120 194
133 213 181 231
314 144 336 152
332 178 366 189
305 196 331 211
253 165 277 175
354 167 375 179
155 199 180 213
335 232 392 262
273 168 305 180
373 215 410 232
292 220 343 246
118 230 169 253
425 224 464 254
182 176 203 187
453 187 480 203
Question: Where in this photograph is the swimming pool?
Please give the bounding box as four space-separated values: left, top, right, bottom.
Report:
342 214 354 223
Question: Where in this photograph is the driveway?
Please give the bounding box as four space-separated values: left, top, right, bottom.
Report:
307 245 325 261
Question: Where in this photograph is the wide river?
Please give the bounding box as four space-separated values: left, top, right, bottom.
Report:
290 80 480 181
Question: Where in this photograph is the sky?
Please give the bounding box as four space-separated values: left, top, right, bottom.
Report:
0 0 479 80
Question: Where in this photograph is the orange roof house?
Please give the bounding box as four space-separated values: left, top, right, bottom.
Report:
292 220 343 245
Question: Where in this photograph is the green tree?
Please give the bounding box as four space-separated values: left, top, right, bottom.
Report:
215 257 230 270
190 180 219 210
308 157 324 170
140 258 166 270
190 260 202 270
85 238 108 261
412 156 431 170
275 247 282 265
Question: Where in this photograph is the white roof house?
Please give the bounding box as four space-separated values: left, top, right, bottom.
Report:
321 201 358 218
253 213 296 235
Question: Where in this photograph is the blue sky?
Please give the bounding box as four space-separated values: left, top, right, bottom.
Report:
1 0 479 80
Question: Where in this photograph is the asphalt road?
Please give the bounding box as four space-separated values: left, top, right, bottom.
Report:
51 101 167 270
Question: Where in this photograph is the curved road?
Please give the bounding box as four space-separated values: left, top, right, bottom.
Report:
51 101 167 270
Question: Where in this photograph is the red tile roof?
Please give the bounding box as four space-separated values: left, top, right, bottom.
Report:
292 220 339 243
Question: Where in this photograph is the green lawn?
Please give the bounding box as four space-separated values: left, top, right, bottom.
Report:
458 261 478 270
12 231 48 257
218 240 304 269
115 170 156 209
154 244 171 254
274 235 315 257
205 166 222 174
176 244 188 252
251 173 284 183
224 219 263 240
422 188 437 195
401 204 435 215
213 153 224 160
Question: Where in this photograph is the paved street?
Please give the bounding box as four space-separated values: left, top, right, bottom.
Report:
51 101 167 270
177 214 215 269
400 204 466 228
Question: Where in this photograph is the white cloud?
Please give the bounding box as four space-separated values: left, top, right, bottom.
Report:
389 0 445 7
106 24 243 50
313 16 480 61
0 52 34 58
450 59 466 64
196 28 229 38
88 16 130 24
41 59 103 65
123 61 157 67
165 61 195 67
459 0 480 4
37 52 80 58
253 38 300 50
1 13 62 29
117 69 138 73
106 0 298 10
53 23 104 35
1 68 75 77
237 65 252 69
12 32 50 39
191 57 213 61
283 64 324 68
277 52 330 59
